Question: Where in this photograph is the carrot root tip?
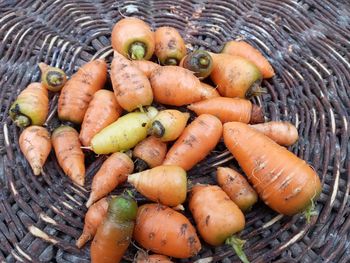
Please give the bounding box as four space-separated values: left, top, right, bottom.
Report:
225 236 250 263
33 166 42 176
76 232 91 248
129 42 146 60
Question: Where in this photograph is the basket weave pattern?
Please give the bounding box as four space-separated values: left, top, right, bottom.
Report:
0 0 349 262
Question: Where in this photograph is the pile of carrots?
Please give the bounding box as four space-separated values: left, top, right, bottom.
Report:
10 17 322 263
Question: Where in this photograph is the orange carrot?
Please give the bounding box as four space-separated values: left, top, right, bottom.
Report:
19 126 51 175
79 90 122 146
111 51 153 111
52 126 85 186
150 66 219 106
86 152 134 208
133 136 167 170
136 251 173 263
223 122 322 215
222 40 275 78
58 59 107 124
199 82 220 99
134 204 201 258
188 97 264 124
217 167 258 211
131 60 160 78
250 121 298 146
163 114 222 171
76 197 108 248
128 165 187 206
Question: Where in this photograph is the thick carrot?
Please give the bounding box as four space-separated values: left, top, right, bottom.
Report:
134 204 201 258
52 126 85 186
163 114 222 171
181 50 213 78
91 195 138 263
154 27 186 65
222 41 275 78
39 63 67 92
19 126 51 176
217 167 258 211
128 165 187 206
111 51 153 111
76 197 108 248
149 110 190 142
136 251 173 263
58 59 107 124
188 97 264 124
111 17 155 60
150 66 218 106
10 82 48 128
79 90 122 147
210 53 263 99
199 82 220 99
131 60 160 78
86 152 134 208
223 122 322 215
133 136 167 170
250 121 298 146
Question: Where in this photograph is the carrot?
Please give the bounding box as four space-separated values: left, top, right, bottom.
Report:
111 17 155 60
149 110 190 142
86 152 134 208
181 50 213 78
91 195 138 263
90 106 158 154
222 40 275 78
76 197 108 248
154 26 186 65
163 114 222 171
210 53 263 99
250 121 298 146
79 90 122 147
189 185 248 263
58 59 107 124
217 167 258 211
52 126 85 186
10 82 48 128
128 165 187 206
136 251 173 263
199 82 220 99
19 126 51 176
111 51 153 111
188 97 264 124
134 204 201 258
150 66 218 106
131 60 160 78
223 122 322 215
133 136 167 170
39 63 67 92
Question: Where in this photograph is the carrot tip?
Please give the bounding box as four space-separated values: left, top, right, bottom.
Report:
86 196 94 208
76 232 91 248
38 62 49 73
33 167 42 176
81 146 92 151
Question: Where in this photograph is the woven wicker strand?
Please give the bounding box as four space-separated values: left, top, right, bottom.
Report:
0 0 349 262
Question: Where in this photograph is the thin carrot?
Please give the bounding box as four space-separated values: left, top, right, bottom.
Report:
131 60 160 78
86 152 134 208
58 59 107 124
163 114 222 171
19 126 51 176
52 126 85 186
223 122 322 215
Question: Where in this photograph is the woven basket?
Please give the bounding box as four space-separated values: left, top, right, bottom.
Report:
0 0 349 262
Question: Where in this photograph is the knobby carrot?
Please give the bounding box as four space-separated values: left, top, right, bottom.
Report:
131 60 160 78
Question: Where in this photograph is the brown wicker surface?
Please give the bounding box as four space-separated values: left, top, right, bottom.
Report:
0 0 349 262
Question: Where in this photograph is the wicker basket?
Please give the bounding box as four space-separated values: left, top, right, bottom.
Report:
0 0 349 262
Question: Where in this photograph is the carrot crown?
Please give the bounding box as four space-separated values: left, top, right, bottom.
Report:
108 196 138 222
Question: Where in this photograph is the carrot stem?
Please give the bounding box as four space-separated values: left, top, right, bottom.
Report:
165 57 178 65
304 198 317 223
225 236 250 263
245 82 267 98
14 115 31 128
129 42 146 60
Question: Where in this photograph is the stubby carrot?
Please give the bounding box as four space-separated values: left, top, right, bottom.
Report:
135 251 173 263
79 90 122 147
181 50 213 78
10 83 48 128
250 121 298 146
154 27 186 65
217 167 258 211
150 66 219 106
76 197 108 248
111 18 155 60
222 40 275 78
39 63 67 92
131 60 160 78
86 152 134 208
188 97 264 124
223 122 322 215
19 126 51 175
163 114 222 171
58 59 107 124
134 204 201 258
52 126 85 186
111 51 153 111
